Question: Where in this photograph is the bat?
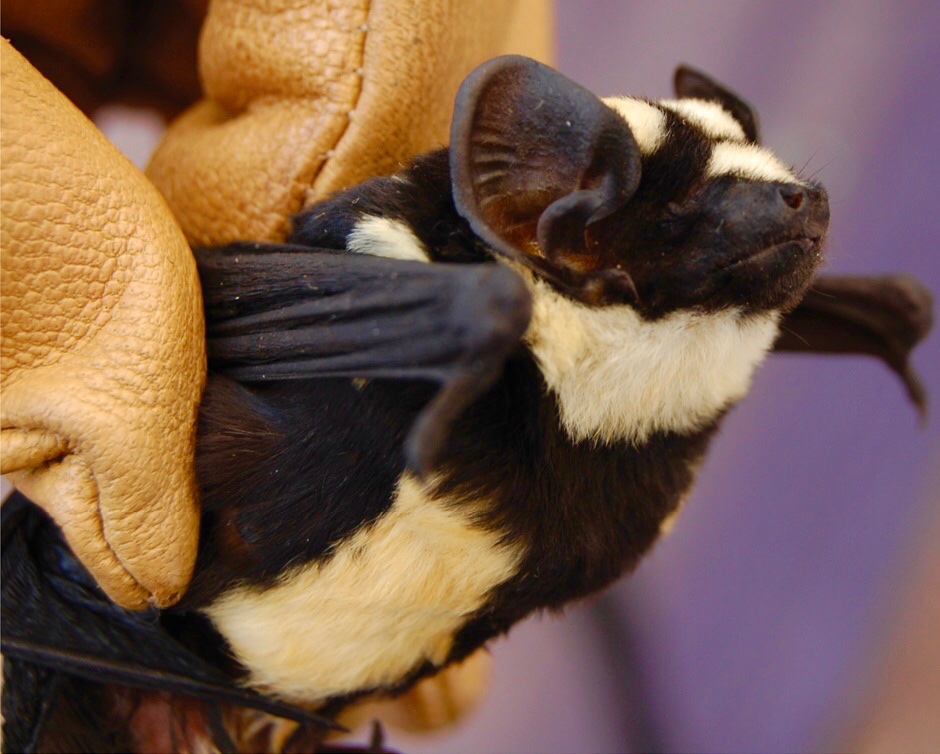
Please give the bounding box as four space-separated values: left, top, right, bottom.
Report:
2 56 932 753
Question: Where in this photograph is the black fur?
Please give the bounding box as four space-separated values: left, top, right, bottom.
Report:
295 128 827 322
185 359 716 618
184 375 423 605
438 360 719 660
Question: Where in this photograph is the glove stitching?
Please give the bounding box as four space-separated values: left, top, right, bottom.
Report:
301 0 372 211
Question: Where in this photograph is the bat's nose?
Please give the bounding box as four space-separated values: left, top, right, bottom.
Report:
778 184 806 210
778 184 830 238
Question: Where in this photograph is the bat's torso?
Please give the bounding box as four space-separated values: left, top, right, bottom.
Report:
191 364 716 704
185 150 750 703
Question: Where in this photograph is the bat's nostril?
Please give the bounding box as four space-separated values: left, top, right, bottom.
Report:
780 186 804 210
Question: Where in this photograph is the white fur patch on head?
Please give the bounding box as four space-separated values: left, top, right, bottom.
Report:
708 141 799 184
603 97 667 155
347 216 430 262
657 98 801 186
660 98 747 141
524 278 779 444
203 475 522 703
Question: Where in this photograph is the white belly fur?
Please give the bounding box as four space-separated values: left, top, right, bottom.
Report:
203 474 522 703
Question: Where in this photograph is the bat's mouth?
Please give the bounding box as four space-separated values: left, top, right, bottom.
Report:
700 231 825 313
726 236 820 272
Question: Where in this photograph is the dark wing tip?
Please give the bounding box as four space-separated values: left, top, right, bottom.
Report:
880 273 934 344
776 272 934 416
404 265 531 477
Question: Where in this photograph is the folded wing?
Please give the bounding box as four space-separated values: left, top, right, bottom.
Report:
196 243 532 474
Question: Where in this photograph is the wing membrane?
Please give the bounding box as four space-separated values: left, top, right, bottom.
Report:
775 274 933 413
195 243 532 473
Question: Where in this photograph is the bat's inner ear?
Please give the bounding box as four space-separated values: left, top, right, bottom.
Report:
450 55 643 305
673 65 761 144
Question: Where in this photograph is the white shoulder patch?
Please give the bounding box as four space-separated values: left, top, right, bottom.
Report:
203 475 522 703
659 98 746 141
347 216 430 262
524 278 779 445
602 97 667 155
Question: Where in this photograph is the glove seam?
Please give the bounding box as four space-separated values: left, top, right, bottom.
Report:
301 0 372 211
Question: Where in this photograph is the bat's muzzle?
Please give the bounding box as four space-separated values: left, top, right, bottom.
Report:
675 179 832 313
719 181 830 250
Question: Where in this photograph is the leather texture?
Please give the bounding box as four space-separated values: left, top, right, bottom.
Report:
0 40 206 610
147 0 553 245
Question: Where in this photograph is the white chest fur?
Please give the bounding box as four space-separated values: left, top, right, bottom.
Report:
203 475 521 703
525 278 780 444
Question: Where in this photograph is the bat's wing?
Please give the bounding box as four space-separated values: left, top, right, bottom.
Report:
0 494 341 752
774 274 933 413
196 242 532 474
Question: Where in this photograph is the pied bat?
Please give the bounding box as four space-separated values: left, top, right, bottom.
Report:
2 56 932 752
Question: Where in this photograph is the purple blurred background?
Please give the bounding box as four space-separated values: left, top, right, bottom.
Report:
391 2 940 752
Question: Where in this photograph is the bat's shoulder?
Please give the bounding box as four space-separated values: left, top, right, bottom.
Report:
287 150 488 265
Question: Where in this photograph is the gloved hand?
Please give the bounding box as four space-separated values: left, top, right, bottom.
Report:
1 0 551 739
147 0 552 245
1 40 205 611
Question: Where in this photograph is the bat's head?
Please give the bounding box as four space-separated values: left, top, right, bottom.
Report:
451 56 829 318
451 57 831 444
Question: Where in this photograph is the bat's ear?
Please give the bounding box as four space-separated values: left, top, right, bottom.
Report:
674 64 761 143
451 55 642 305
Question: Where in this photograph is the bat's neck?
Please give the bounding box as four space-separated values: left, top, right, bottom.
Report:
521 274 780 445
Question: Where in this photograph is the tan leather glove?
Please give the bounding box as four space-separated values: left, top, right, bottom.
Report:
0 41 206 611
148 0 552 245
